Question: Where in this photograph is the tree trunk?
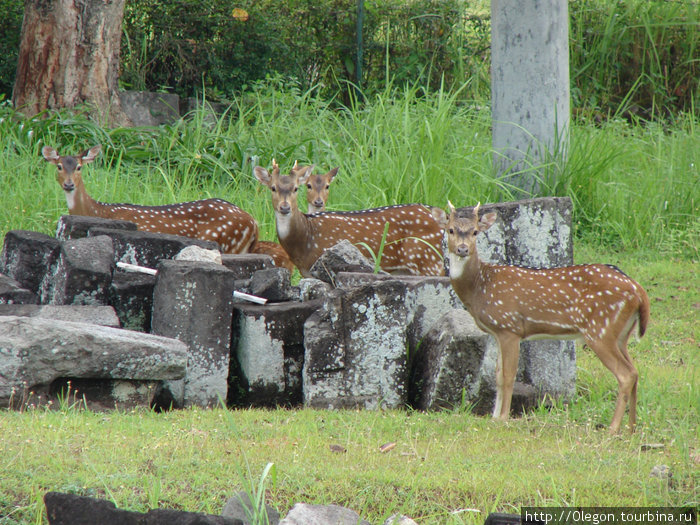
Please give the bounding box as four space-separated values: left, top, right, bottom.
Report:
12 0 131 126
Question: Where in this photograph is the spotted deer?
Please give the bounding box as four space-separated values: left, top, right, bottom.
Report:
443 202 650 433
42 144 260 254
254 162 445 278
291 161 338 213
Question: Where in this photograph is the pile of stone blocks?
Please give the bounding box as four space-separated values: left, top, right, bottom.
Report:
0 196 576 414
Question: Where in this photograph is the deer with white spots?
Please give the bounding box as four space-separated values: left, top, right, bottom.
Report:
443 202 650 433
254 162 445 278
291 161 338 213
42 144 260 254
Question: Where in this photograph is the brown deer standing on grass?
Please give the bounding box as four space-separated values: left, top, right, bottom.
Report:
254 162 445 278
291 161 338 214
443 202 650 433
42 145 293 271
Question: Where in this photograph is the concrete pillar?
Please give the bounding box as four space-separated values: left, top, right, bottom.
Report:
491 0 570 196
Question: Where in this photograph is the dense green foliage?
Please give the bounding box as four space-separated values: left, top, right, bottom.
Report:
0 0 23 100
118 0 700 115
119 0 485 105
0 0 697 116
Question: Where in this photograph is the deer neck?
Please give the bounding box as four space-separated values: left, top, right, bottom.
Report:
448 250 485 310
64 180 96 216
65 181 118 219
275 208 313 263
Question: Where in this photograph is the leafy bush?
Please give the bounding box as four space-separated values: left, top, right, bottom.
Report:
0 0 696 116
0 0 23 100
119 0 489 103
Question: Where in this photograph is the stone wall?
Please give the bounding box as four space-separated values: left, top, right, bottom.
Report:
0 197 576 414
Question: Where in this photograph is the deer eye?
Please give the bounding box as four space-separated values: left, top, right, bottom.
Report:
472 230 478 236
271 186 276 192
306 184 312 189
76 165 81 171
293 187 298 193
448 228 454 235
325 185 330 190
57 164 63 171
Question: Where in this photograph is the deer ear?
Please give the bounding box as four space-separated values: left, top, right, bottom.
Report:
254 166 271 185
82 144 102 164
447 200 456 217
327 167 339 181
479 212 498 231
430 206 448 228
297 165 313 184
42 146 60 163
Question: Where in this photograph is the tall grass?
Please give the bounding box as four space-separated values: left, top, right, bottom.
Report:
0 83 697 259
564 0 697 117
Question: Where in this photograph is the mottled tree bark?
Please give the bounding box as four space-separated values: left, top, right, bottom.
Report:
12 0 131 126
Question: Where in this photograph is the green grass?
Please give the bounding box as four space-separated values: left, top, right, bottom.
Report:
1 249 698 522
1 86 698 258
0 87 697 523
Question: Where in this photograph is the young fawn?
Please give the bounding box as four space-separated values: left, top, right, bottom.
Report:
291 161 338 214
254 163 445 278
443 202 650 433
43 144 260 254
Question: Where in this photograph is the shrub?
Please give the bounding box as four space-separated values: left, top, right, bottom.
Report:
0 0 23 100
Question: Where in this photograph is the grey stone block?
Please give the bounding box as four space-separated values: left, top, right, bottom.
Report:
297 278 331 301
118 90 181 127
109 271 155 332
249 267 293 303
0 316 187 409
334 272 461 352
309 239 377 284
222 491 280 525
39 235 115 305
0 274 38 304
412 309 494 410
151 260 235 408
230 300 322 407
454 197 573 268
221 254 275 280
0 304 120 327
55 214 137 241
0 230 61 294
88 227 219 269
279 503 371 525
44 491 243 525
412 310 568 414
303 280 408 409
181 97 228 119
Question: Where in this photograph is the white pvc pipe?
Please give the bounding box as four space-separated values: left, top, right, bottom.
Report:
116 262 158 275
116 261 268 305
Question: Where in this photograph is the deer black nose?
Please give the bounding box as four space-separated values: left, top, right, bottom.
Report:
455 244 469 257
279 203 291 215
63 181 75 192
312 199 324 207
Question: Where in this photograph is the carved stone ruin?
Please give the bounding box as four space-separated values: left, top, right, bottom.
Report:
0 197 576 413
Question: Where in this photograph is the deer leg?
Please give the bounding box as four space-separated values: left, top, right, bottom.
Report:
493 351 503 418
619 338 638 432
494 333 521 420
586 336 638 434
617 322 640 432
